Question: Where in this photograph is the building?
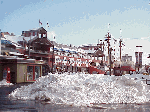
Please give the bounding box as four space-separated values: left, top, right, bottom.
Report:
122 54 132 62
0 27 106 83
19 27 105 74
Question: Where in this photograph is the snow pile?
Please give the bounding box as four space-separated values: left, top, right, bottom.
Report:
0 79 14 86
9 73 150 106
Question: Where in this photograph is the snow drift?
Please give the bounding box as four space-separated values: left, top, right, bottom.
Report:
9 73 150 107
0 79 14 86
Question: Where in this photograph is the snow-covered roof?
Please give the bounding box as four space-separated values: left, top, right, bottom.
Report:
9 52 24 56
2 35 22 48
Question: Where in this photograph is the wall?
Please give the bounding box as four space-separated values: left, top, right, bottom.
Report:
17 63 27 83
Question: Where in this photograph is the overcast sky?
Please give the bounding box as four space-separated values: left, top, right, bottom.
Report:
1 0 150 64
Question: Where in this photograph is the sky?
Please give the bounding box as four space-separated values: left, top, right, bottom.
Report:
0 0 150 64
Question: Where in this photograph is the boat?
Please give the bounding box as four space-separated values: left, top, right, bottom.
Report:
88 62 105 74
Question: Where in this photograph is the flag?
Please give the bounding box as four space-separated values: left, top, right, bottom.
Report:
122 43 125 46
113 38 117 42
39 19 42 25
47 22 49 27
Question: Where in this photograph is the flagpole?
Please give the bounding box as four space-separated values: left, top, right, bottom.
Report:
39 19 40 28
39 19 42 28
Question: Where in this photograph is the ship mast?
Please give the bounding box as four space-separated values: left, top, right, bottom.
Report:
104 23 112 75
119 29 122 61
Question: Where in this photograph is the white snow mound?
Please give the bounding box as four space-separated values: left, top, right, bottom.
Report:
0 79 14 86
9 73 150 106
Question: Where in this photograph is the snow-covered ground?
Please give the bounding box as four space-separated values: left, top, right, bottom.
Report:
9 73 150 107
0 79 14 86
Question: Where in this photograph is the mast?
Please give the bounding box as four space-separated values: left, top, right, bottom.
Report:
119 29 122 61
104 23 111 75
119 39 122 61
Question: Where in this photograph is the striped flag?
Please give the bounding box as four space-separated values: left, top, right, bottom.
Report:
39 19 42 26
122 43 125 46
113 38 117 42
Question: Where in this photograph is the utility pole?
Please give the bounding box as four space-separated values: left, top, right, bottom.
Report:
109 47 113 76
119 39 122 61
29 34 31 58
51 45 54 73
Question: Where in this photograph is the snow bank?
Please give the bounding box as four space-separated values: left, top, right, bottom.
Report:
0 79 14 86
9 73 150 107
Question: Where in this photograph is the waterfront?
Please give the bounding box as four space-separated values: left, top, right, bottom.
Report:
1 73 150 111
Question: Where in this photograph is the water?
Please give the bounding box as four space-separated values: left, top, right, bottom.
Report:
1 73 150 111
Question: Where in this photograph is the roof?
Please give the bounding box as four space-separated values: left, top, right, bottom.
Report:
2 47 21 53
1 40 12 45
31 37 53 47
2 35 22 48
22 27 47 34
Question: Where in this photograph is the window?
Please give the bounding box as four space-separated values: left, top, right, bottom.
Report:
35 32 37 36
27 66 33 81
33 32 35 36
35 66 40 79
50 58 55 62
27 66 41 81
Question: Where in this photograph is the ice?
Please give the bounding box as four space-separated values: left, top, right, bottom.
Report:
0 79 14 86
9 73 150 107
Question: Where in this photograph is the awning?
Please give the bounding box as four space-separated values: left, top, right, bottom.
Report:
59 49 65 52
54 48 58 51
65 50 70 52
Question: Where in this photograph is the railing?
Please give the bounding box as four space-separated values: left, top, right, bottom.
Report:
141 79 150 85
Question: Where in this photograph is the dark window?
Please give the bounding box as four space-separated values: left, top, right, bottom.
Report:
50 58 55 62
